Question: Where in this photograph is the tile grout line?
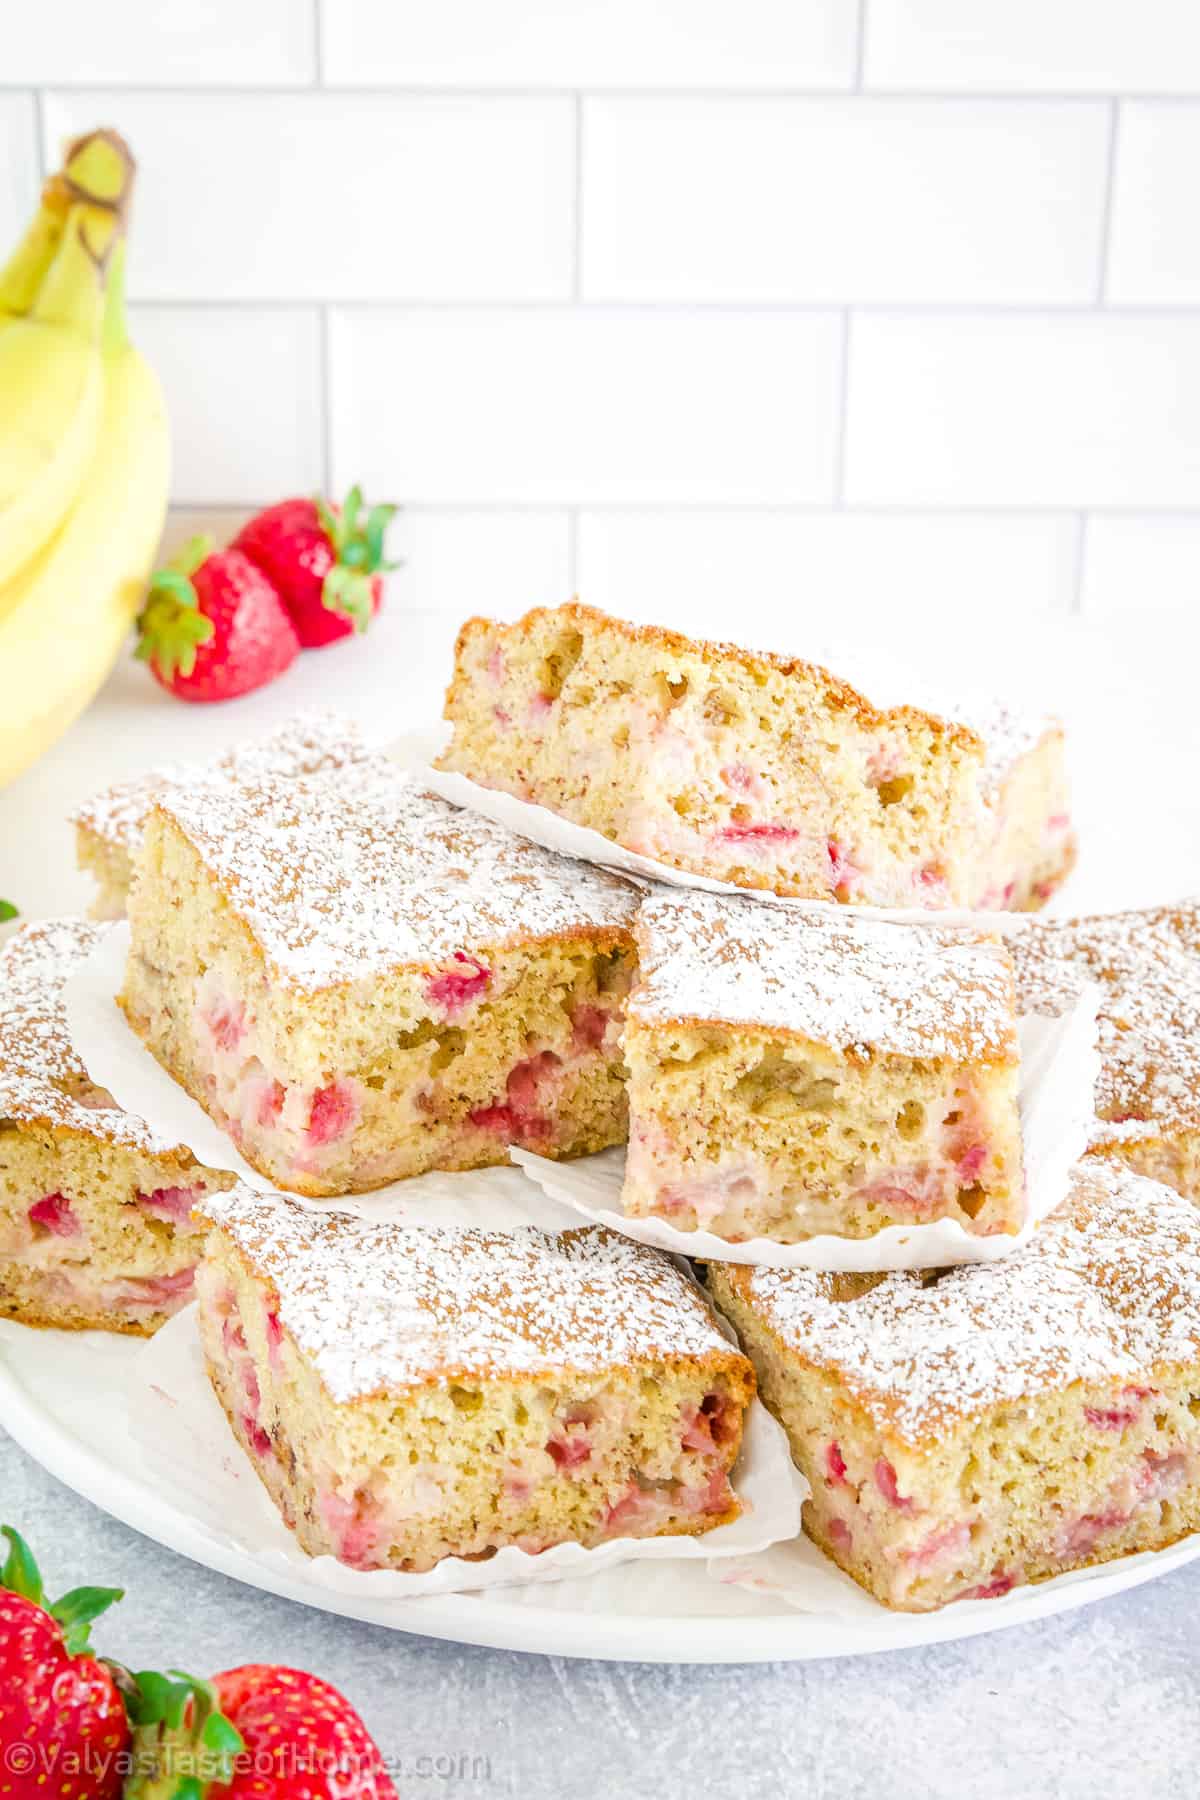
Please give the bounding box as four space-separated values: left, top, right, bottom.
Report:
832 310 853 506
166 500 1200 520
1095 98 1121 304
124 296 1200 317
31 87 47 177
1072 513 1088 613
571 93 585 301
6 80 1184 101
854 0 870 90
318 305 334 494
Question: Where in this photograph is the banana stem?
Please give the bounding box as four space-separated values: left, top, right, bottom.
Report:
28 132 135 338
0 131 135 323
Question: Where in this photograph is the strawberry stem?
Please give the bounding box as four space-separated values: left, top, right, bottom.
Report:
0 901 17 921
124 1669 245 1800
136 538 216 682
315 483 399 634
1 1526 123 1655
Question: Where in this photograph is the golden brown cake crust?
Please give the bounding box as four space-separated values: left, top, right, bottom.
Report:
447 603 986 755
150 768 640 995
712 1160 1200 1447
630 889 1020 1066
199 1188 753 1407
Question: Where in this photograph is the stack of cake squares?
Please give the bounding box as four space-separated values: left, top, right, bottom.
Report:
4 606 1198 1612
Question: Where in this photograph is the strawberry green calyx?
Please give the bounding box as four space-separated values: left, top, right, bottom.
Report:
124 1669 245 1800
0 899 17 921
315 484 398 633
136 536 216 681
0 1525 124 1655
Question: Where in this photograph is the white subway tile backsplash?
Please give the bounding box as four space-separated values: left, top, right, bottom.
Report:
1108 104 1200 303
1082 516 1200 613
390 512 572 616
866 0 1200 94
322 0 857 90
9 0 314 84
131 308 323 505
846 314 1200 508
0 96 38 254
576 511 1075 634
330 309 841 504
43 93 574 302
583 98 1108 304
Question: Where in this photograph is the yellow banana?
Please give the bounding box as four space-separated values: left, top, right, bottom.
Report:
0 132 134 587
0 131 128 324
0 199 170 790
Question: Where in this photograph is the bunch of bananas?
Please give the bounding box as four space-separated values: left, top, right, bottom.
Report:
0 130 169 787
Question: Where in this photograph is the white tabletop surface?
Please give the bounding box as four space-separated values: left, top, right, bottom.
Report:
2 598 1199 1795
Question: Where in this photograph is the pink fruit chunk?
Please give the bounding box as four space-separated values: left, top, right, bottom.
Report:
827 1517 853 1552
721 762 762 796
1085 1404 1139 1431
126 1266 196 1308
956 1143 988 1184
320 1488 382 1569
222 1313 248 1356
137 1184 198 1225
1047 813 1071 832
904 1518 972 1569
242 1415 273 1460
961 1570 1016 1601
1141 1450 1189 1501
682 1465 735 1516
468 1102 519 1136
504 1467 536 1502
547 1430 592 1470
570 1003 611 1053
470 1051 561 1141
486 644 505 684
529 693 554 720
255 1079 286 1127
915 863 947 893
699 1389 737 1448
425 952 492 1017
28 1193 80 1237
492 705 512 728
826 839 864 894
874 1458 914 1511
824 1441 848 1487
204 998 246 1053
306 1078 360 1146
720 821 802 846
265 1305 285 1370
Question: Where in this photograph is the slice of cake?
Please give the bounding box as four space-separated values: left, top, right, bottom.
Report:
621 890 1024 1244
438 602 1072 912
119 766 639 1196
968 701 1076 912
709 1160 1200 1611
197 1186 755 1572
1014 899 1200 1201
0 918 233 1334
73 710 377 918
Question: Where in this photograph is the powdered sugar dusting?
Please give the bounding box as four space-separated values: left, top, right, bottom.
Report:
728 1161 1200 1441
73 710 377 853
1014 900 1200 1147
155 768 639 991
630 889 1018 1061
200 1185 739 1403
0 918 184 1154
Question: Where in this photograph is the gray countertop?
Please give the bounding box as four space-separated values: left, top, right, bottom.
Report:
3 1430 1197 1799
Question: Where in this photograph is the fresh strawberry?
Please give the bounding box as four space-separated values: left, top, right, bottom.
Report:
126 1664 396 1800
0 1526 129 1800
135 535 299 703
233 487 398 649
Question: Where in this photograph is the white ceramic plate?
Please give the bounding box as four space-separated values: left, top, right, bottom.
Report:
4 1322 1199 1663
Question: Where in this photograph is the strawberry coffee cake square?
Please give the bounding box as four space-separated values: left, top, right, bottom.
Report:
709 1160 1200 1611
197 1185 755 1572
0 918 233 1334
438 602 1073 912
73 709 377 919
968 701 1075 912
621 890 1025 1244
1013 898 1200 1201
119 765 639 1196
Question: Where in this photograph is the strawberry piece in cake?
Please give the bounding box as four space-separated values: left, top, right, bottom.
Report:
72 709 377 919
0 919 233 1334
967 700 1076 912
439 603 1073 911
1014 898 1200 1201
119 765 639 1196
621 890 1025 1244
196 1186 754 1572
709 1160 1200 1611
